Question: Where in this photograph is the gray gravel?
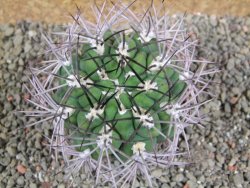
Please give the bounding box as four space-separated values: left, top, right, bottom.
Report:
0 15 249 188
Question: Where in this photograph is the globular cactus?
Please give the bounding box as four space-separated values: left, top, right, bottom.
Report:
21 1 217 187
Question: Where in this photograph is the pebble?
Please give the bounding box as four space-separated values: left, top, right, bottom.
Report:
246 90 250 100
174 174 184 182
186 180 198 188
227 58 235 70
233 173 243 188
16 164 27 174
4 26 14 37
16 176 25 186
13 35 23 46
224 102 231 113
58 184 66 188
29 182 37 188
6 146 17 157
151 169 162 178
24 42 32 52
210 15 218 27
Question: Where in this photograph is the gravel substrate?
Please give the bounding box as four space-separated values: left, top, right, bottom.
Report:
0 15 249 188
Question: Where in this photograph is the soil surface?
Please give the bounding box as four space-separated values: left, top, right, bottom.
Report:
1 0 250 24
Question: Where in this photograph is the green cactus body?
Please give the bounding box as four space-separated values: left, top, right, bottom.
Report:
53 31 186 158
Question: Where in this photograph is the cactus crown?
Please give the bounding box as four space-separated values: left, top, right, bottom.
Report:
53 29 186 157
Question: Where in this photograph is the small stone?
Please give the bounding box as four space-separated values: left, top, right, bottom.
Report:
7 95 14 102
30 182 37 188
42 182 51 188
0 154 11 166
247 90 250 100
35 139 42 149
174 173 184 182
224 103 231 113
17 176 25 185
232 87 241 96
187 180 198 188
229 157 238 166
151 169 162 178
227 59 235 70
24 42 32 52
230 97 239 104
233 173 243 188
216 154 225 164
28 30 37 38
4 26 14 37
13 35 23 46
244 172 250 181
186 173 196 181
6 146 17 156
207 159 215 168
210 16 218 27
221 91 226 103
58 184 66 188
3 40 13 51
7 177 15 187
8 62 16 70
18 58 24 66
25 170 33 180
13 46 23 56
17 164 27 174
228 165 237 172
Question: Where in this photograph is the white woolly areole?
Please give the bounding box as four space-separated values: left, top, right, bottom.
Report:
125 28 133 35
114 80 124 98
119 103 127 115
179 71 192 81
78 149 91 158
165 104 181 118
140 114 154 128
89 38 104 55
139 80 158 91
86 106 104 120
95 44 105 55
132 142 146 155
80 77 93 88
125 71 135 78
66 75 93 88
116 42 129 62
62 60 70 66
113 80 127 115
97 133 112 148
97 69 109 80
134 109 154 129
58 106 74 119
66 75 80 87
150 56 163 71
97 125 112 148
116 87 124 98
139 30 155 43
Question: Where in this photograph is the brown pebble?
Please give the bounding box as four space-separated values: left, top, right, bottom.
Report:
228 141 236 149
16 164 27 174
42 182 51 188
228 165 237 172
242 25 248 32
36 165 42 172
23 93 31 101
230 97 239 104
7 95 14 102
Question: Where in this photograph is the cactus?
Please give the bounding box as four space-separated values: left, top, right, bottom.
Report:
21 1 217 187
